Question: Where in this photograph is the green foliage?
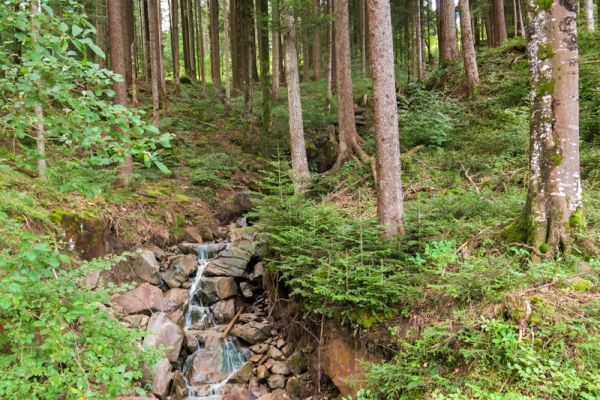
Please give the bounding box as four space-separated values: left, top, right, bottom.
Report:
188 153 235 188
250 161 422 323
399 87 459 151
0 1 171 195
0 216 161 399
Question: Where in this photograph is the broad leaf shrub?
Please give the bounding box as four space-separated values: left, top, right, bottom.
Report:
0 212 161 399
250 162 422 327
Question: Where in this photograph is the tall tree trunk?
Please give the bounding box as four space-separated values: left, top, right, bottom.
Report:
108 0 134 184
171 0 181 93
460 0 479 98
124 0 135 84
272 0 281 99
224 0 231 111
244 3 253 121
209 0 223 100
517 0 526 36
30 1 46 179
96 0 109 69
492 0 507 45
187 0 197 78
313 0 323 79
196 0 207 94
439 0 459 64
257 0 272 135
147 0 161 126
585 0 595 31
302 3 311 81
181 0 191 77
417 0 425 80
519 0 585 257
367 0 404 237
157 1 168 115
282 4 310 190
359 0 367 77
331 0 370 171
325 0 333 113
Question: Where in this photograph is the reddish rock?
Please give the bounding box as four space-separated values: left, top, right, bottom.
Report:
111 283 163 315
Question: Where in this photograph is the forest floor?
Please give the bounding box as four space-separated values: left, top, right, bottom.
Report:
3 33 600 399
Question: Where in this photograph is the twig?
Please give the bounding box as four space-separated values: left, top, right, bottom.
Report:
291 320 320 343
318 314 325 394
454 221 510 255
499 242 551 258
513 272 590 297
460 162 480 195
326 175 369 201
221 306 245 339
580 59 600 64
1 160 38 178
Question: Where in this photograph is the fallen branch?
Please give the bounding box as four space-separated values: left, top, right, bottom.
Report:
460 162 480 195
499 242 551 258
1 160 38 178
221 306 245 339
326 175 370 201
513 272 590 297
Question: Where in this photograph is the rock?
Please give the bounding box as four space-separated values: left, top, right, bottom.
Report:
228 361 254 384
178 242 229 259
204 247 252 278
285 377 302 399
250 354 263 363
199 277 239 304
162 288 190 313
248 377 261 395
250 343 269 354
251 262 264 283
161 255 198 289
270 361 290 375
210 299 236 324
187 336 232 385
268 346 284 361
181 226 204 243
168 310 185 327
151 358 173 399
276 339 285 349
266 374 286 389
281 346 290 357
112 283 163 315
240 282 254 298
264 360 274 370
240 313 259 323
185 334 200 353
124 314 149 329
144 312 184 362
230 321 270 344
223 391 258 400
256 364 270 380
133 250 161 285
285 352 307 375
321 337 378 399
172 370 188 399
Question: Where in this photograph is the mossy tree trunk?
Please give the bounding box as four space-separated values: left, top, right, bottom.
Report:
522 0 582 257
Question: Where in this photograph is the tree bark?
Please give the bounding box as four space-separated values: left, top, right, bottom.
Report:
459 0 479 98
147 0 161 126
272 0 281 99
244 0 253 120
302 2 311 81
171 0 181 93
30 1 46 179
520 0 583 257
282 4 310 190
585 0 595 31
331 0 369 171
313 0 323 79
492 0 508 46
124 0 135 84
438 0 459 64
367 0 404 237
196 0 207 94
95 0 109 69
359 0 367 78
108 0 134 184
325 0 333 113
257 0 272 135
209 0 223 100
157 0 168 116
224 0 231 111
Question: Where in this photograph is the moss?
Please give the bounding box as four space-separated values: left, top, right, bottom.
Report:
537 43 555 60
539 243 549 254
535 0 553 10
51 209 70 224
548 147 564 167
571 279 593 291
569 207 585 229
529 312 541 325
536 77 555 97
176 215 186 227
356 314 377 329
175 194 191 203
147 187 172 197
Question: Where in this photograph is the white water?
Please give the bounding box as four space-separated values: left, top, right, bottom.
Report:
183 244 247 399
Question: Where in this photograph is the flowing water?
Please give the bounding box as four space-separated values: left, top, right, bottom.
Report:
182 244 247 399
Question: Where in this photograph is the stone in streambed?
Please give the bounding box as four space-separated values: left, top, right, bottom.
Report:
144 312 184 363
230 321 271 345
204 247 252 278
111 283 163 315
228 361 254 384
199 277 239 304
161 254 197 289
210 299 236 324
132 249 161 285
162 288 189 313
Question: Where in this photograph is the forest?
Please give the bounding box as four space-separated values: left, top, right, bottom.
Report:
1 0 600 398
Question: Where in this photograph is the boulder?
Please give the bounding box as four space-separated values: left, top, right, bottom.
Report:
112 283 163 315
161 254 198 289
285 352 307 376
178 242 230 259
240 282 254 298
151 358 173 399
256 365 270 380
230 321 270 345
144 312 184 362
162 288 190 313
250 343 269 354
123 314 149 329
228 361 254 384
185 334 200 353
187 336 230 385
203 247 252 277
266 374 286 389
258 389 288 400
181 226 203 243
132 250 161 285
270 361 290 376
168 310 185 327
199 277 239 304
223 391 258 400
285 377 302 399
267 346 284 361
251 262 264 283
210 299 236 324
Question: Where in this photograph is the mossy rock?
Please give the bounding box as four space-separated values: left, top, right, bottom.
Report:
570 279 593 291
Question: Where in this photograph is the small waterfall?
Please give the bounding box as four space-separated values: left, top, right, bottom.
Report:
182 244 247 399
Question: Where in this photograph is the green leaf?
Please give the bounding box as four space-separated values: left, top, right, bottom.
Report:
88 43 105 59
71 25 83 37
135 387 146 395
0 298 11 309
154 161 171 175
157 133 172 148
59 22 69 32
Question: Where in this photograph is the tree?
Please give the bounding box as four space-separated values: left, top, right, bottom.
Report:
30 0 46 179
367 0 404 237
313 0 323 79
491 0 507 46
272 0 281 99
585 0 595 31
438 0 459 65
108 0 134 184
459 0 479 98
331 0 371 171
282 1 310 190
209 0 223 100
170 0 181 93
147 0 161 126
515 0 586 257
